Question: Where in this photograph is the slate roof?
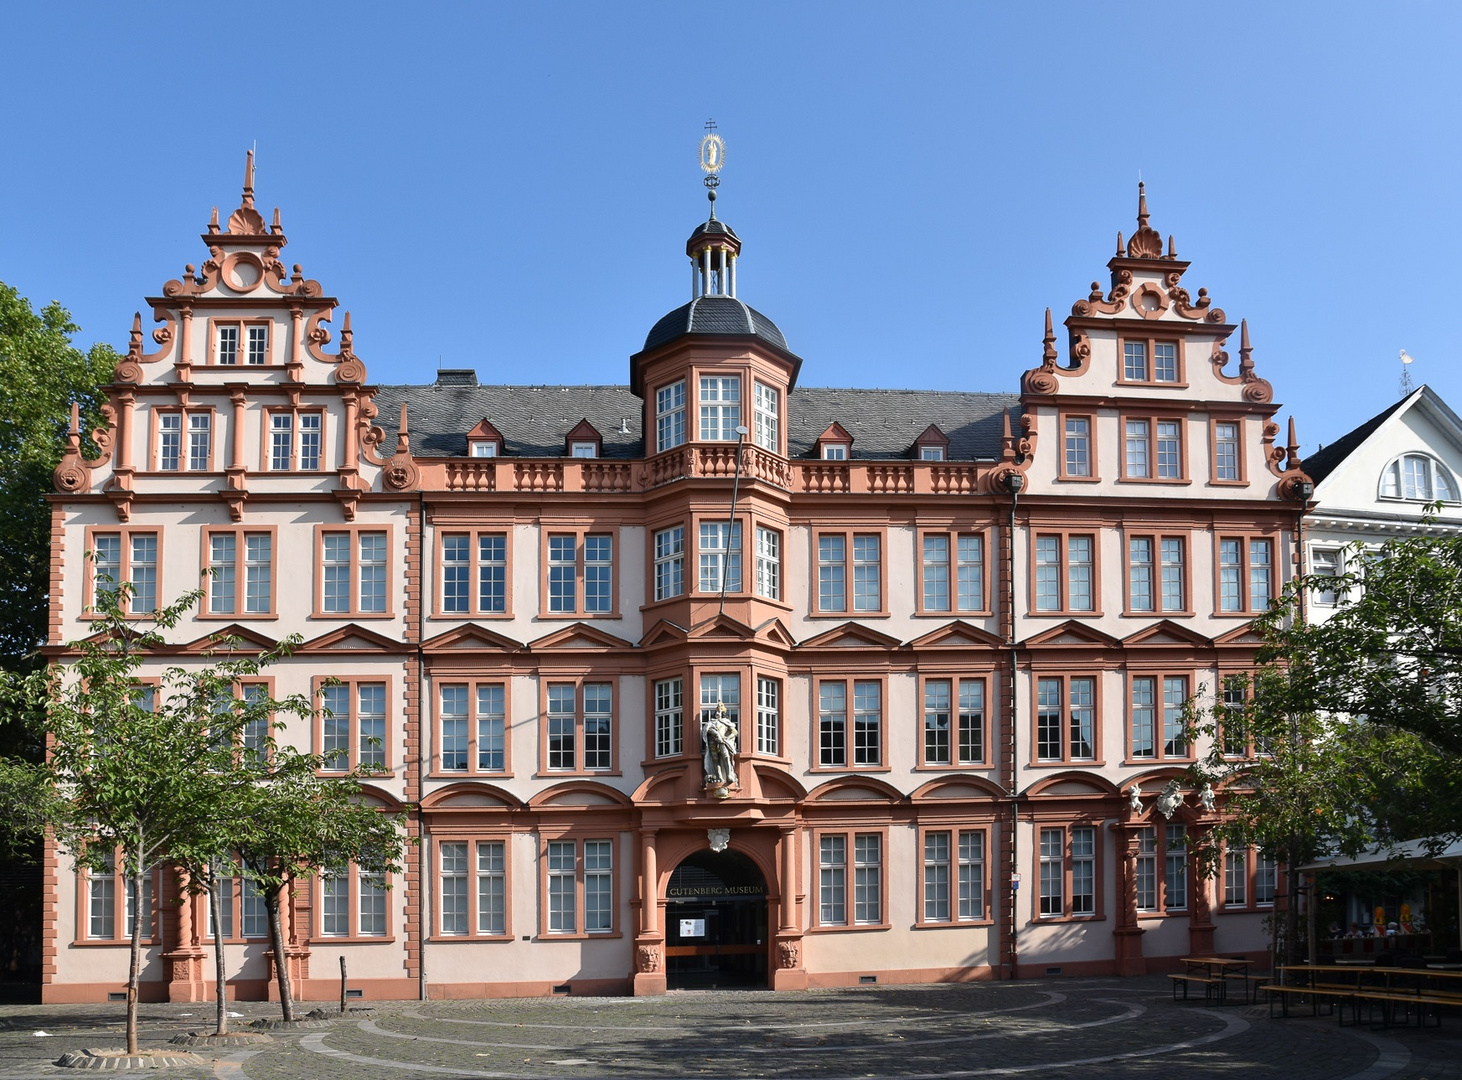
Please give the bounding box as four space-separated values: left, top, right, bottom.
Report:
374 376 1020 462
642 295 788 355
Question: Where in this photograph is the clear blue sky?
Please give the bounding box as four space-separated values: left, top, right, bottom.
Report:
3 2 1459 452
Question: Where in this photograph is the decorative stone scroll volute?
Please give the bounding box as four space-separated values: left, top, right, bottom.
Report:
52 402 113 494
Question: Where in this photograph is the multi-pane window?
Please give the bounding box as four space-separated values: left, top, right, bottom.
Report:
1123 341 1177 382
699 522 742 594
816 532 883 613
1221 678 1250 757
469 439 498 458
206 530 272 615
1064 416 1092 478
1213 421 1241 481
923 678 984 765
1033 534 1094 613
1128 676 1188 759
439 840 507 936
1135 826 1189 914
440 532 508 615
922 533 986 612
570 441 598 459
209 874 269 940
157 412 211 471
436 682 506 773
656 380 686 452
1310 547 1341 605
1156 421 1181 478
853 834 881 924
1255 853 1278 906
755 527 780 600
699 675 740 745
547 533 614 615
269 412 323 471
654 677 683 758
545 682 613 772
321 530 388 615
1040 830 1099 923
1038 828 1064 917
1153 342 1178 382
87 854 155 940
1218 537 1274 613
1036 676 1095 762
699 376 741 441
923 830 985 923
1123 342 1147 381
1224 849 1247 907
818 535 846 611
756 677 780 756
820 443 848 460
919 444 945 461
217 324 240 366
818 833 881 926
653 526 685 601
1125 419 1150 478
819 835 846 925
319 865 387 938
545 838 614 935
91 532 159 615
753 382 779 452
319 680 388 772
1381 453 1457 502
246 325 269 366
818 680 882 767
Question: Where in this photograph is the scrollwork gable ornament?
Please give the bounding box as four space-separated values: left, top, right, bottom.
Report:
52 402 113 495
380 403 420 492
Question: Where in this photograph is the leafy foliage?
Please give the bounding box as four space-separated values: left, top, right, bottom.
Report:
0 284 116 674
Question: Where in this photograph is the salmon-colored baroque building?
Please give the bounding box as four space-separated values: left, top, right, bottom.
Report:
43 155 1314 1002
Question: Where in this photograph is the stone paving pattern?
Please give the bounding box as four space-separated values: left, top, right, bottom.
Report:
0 977 1458 1079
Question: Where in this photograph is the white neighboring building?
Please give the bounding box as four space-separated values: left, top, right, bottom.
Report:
1302 385 1462 616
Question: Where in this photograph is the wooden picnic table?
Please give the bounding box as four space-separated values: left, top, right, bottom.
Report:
1266 964 1462 1027
1169 956 1257 1005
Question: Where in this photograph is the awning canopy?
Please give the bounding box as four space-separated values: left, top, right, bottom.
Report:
1300 836 1462 872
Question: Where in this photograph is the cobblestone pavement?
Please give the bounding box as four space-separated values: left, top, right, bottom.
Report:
0 977 1460 1079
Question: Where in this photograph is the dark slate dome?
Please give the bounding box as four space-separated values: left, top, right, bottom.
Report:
688 218 740 242
643 295 788 354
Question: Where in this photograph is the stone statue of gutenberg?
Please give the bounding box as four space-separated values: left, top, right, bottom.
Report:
702 701 739 787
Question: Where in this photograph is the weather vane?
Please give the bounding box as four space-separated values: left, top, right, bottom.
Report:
1400 349 1415 396
699 119 725 208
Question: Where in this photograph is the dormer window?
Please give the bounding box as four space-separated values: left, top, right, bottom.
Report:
815 422 853 462
466 418 505 460
1381 453 1457 502
565 419 603 459
914 424 950 462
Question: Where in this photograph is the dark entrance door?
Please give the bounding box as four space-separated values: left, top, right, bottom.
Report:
664 849 768 989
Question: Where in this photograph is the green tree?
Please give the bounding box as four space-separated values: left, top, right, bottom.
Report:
7 585 307 1054
231 751 407 1022
0 284 116 673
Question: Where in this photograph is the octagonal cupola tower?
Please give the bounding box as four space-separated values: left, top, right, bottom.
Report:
630 127 802 459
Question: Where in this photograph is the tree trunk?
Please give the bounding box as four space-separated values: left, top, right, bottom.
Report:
266 881 295 1022
210 864 227 1036
125 848 142 1056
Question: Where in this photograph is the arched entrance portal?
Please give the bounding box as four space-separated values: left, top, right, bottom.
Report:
664 849 768 989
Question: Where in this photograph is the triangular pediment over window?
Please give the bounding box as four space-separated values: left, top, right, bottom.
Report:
1212 623 1265 648
639 618 689 648
422 623 525 654
297 624 409 655
1022 620 1121 649
798 622 904 650
178 624 280 655
908 620 1005 650
529 622 634 651
687 613 756 641
1120 620 1213 650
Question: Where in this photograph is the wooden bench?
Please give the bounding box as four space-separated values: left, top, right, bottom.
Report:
1169 973 1225 1004
1261 982 1351 1018
1342 989 1462 1029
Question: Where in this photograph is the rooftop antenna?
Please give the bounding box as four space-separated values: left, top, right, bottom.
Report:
1399 349 1416 396
699 118 725 217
